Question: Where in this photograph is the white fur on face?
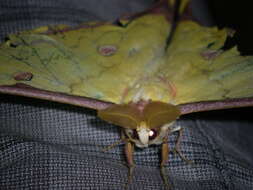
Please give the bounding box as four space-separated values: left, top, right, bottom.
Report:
137 127 149 146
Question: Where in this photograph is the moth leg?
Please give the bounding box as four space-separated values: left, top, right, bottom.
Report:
102 130 126 152
173 128 193 164
102 139 124 152
125 140 135 189
160 136 172 190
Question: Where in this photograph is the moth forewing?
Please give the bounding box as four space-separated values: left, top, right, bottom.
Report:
97 104 142 129
143 101 181 129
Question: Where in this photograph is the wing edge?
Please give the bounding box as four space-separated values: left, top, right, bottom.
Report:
178 98 253 115
0 83 113 110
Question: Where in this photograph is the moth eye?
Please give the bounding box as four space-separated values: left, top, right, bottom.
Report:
149 129 157 140
132 129 139 139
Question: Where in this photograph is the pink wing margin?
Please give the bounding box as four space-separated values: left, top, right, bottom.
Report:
179 98 253 115
1 84 253 115
0 84 113 110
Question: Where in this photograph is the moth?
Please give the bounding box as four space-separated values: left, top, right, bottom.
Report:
1 0 253 189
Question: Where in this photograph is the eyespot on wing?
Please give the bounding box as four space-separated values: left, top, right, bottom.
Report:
98 104 142 129
143 101 180 128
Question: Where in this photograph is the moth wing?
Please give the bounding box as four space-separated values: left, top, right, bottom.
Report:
143 101 180 128
98 104 142 129
0 14 171 107
1 10 253 113
153 20 253 112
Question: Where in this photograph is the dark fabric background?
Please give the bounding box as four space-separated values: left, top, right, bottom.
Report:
0 0 253 189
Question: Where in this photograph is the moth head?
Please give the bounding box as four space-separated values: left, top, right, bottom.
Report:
98 101 180 148
124 121 176 148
